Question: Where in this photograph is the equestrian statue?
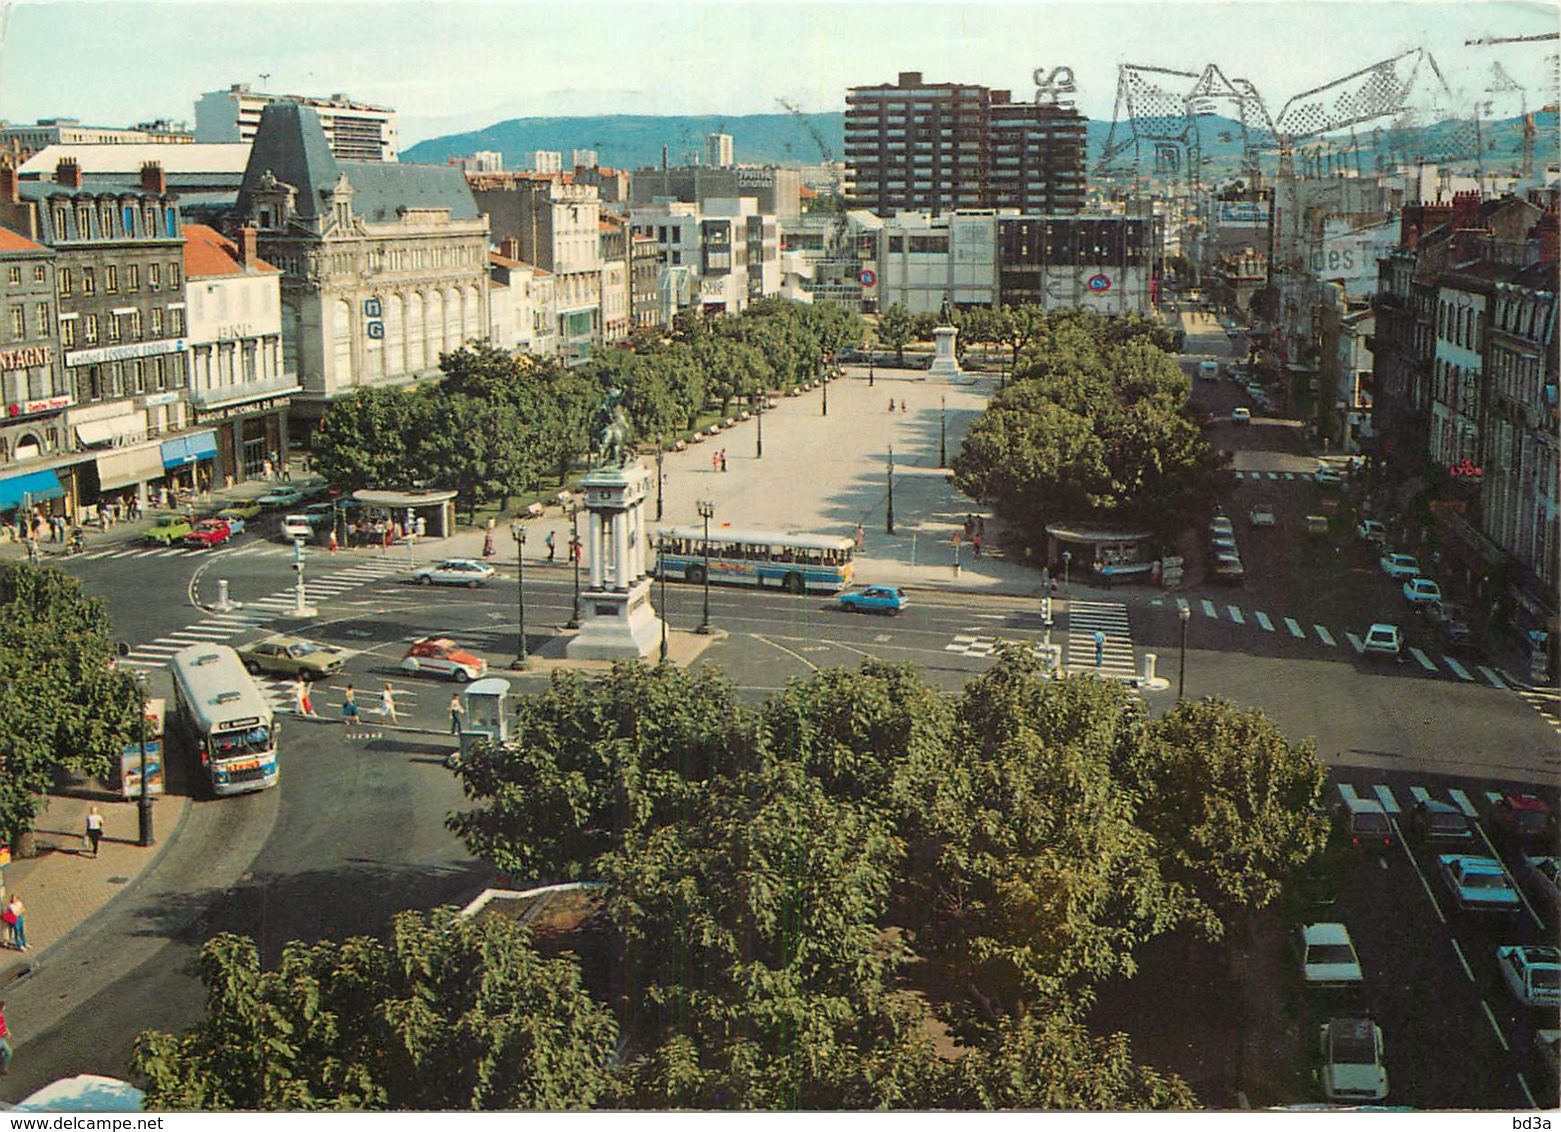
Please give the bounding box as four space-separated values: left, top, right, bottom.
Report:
593 387 634 468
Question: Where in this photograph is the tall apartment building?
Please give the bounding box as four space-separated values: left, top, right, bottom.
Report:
705 133 734 168
196 85 397 161
532 151 563 174
845 72 1085 218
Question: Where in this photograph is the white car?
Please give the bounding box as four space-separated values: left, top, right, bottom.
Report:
1402 576 1442 606
1497 946 1561 1009
1314 465 1344 489
409 559 496 588
1379 553 1421 580
1249 503 1276 528
1524 855 1561 914
1231 407 1251 424
1357 519 1387 544
1300 923 1364 990
1438 854 1521 914
1319 1017 1388 1102
1361 624 1402 660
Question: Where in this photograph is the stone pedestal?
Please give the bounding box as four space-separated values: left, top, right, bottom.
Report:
567 461 664 661
928 325 962 378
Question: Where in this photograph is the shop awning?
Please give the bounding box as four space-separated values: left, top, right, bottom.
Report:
0 467 64 510
160 431 218 469
97 443 165 490
76 415 145 447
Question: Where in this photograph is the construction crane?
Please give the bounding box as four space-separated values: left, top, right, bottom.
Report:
777 98 852 301
1466 33 1559 46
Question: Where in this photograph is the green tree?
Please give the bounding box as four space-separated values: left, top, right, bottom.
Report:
132 910 618 1110
876 304 915 366
309 386 424 492
0 562 140 844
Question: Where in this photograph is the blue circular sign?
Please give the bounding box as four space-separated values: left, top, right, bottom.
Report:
1087 274 1112 292
859 269 877 287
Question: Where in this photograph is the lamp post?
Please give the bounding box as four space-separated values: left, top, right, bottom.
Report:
511 521 528 670
939 394 947 468
566 501 582 630
753 391 763 459
1062 550 1072 593
654 441 665 521
695 499 714 635
134 670 153 847
658 536 669 662
1178 604 1190 700
886 444 895 535
867 340 875 387
820 357 829 417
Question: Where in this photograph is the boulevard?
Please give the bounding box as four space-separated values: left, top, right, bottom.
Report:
4 333 1555 1110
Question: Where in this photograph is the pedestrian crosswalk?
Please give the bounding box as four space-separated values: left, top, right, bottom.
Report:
1336 780 1491 821
118 559 409 669
1232 470 1327 482
1064 600 1138 683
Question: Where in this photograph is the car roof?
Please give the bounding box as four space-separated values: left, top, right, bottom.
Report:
1302 922 1352 945
1367 623 1399 633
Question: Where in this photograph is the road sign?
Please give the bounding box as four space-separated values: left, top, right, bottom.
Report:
1087 274 1112 292
859 269 877 287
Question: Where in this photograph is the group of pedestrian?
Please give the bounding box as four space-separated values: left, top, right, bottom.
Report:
710 450 729 473
887 398 908 414
293 678 402 727
1 894 27 951
963 514 986 558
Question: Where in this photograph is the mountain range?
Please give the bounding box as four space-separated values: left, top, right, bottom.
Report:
401 110 1558 183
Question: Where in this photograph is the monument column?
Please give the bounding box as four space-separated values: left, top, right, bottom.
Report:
588 511 605 590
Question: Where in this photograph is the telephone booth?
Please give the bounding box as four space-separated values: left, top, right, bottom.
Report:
458 677 512 760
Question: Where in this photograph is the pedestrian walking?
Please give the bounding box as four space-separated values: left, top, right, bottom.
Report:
545 531 556 561
720 450 728 473
482 529 495 558
854 523 865 550
380 683 398 725
712 452 720 473
1093 630 1106 668
341 684 359 721
294 675 316 717
570 536 582 565
900 399 907 414
973 534 983 558
449 693 464 735
4 895 27 950
85 806 104 858
0 1000 12 1075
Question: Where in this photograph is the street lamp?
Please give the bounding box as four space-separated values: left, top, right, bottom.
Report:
821 357 829 417
654 441 665 521
658 535 669 662
939 394 947 468
511 521 528 670
133 670 153 847
886 444 895 535
1062 550 1072 593
867 341 875 387
695 499 714 635
566 501 583 630
753 392 764 460
1178 604 1191 700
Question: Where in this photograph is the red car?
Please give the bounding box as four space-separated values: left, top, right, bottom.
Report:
183 518 233 549
1489 794 1556 847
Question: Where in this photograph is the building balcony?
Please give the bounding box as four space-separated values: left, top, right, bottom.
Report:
187 373 302 411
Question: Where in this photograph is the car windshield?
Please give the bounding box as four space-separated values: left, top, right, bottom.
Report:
1463 870 1507 889
1308 944 1357 965
288 643 324 658
1355 813 1390 833
1533 966 1561 991
1429 813 1466 833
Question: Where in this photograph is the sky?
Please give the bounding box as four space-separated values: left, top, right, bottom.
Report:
1 0 1556 149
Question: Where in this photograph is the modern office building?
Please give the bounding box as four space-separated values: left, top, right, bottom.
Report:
845 71 1086 218
705 133 734 168
196 85 398 161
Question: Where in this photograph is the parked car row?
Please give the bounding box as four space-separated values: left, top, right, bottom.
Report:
1208 511 1244 584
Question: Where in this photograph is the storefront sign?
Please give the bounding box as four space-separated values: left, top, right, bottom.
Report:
65 338 186 367
215 324 253 340
8 394 72 418
143 391 180 407
0 345 52 371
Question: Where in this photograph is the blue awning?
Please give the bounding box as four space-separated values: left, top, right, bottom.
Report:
160 431 218 469
0 468 64 511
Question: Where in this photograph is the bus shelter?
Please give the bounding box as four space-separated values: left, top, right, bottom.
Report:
350 489 457 541
1043 523 1157 583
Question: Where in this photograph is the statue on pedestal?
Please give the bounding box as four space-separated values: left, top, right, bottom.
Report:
593 388 633 468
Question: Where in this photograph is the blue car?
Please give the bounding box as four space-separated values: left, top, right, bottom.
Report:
838 585 908 615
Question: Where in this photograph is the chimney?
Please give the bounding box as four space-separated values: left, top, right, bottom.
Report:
139 162 167 195
237 226 258 266
501 236 521 261
55 158 81 189
0 161 16 205
1537 203 1559 265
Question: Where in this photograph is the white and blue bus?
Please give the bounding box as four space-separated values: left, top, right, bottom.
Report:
168 643 279 797
655 526 856 594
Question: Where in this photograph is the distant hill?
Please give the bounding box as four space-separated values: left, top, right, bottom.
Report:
403 109 1557 183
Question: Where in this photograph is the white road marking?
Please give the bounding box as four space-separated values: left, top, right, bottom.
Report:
1480 1000 1510 1052
1253 611 1273 631
1201 599 1217 618
1409 647 1437 671
1449 790 1477 818
1285 617 1304 638
1373 785 1401 814
1450 938 1474 981
1478 666 1508 689
1314 625 1336 647
1444 656 1474 681
1227 606 1244 625
1345 632 1363 653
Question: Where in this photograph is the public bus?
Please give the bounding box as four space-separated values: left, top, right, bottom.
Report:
167 643 279 797
654 526 855 593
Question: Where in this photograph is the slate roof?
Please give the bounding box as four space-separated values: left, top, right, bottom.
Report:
237 101 477 225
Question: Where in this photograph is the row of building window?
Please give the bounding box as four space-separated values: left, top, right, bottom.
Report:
58 306 184 348
56 261 181 298
50 202 178 243
5 265 48 287
9 303 51 339
76 354 178 402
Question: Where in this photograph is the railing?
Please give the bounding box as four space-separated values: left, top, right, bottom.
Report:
186 374 302 410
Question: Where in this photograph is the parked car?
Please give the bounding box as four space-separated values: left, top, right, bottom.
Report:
218 514 246 536
1523 855 1561 913
838 585 909 615
400 637 487 682
1440 615 1475 652
1402 577 1443 606
1438 854 1522 914
1361 623 1402 661
1356 519 1387 544
293 502 337 528
1379 553 1422 579
278 516 316 542
256 485 305 508
237 635 351 680
1342 795 1395 847
409 559 496 588
145 515 192 546
1315 465 1344 489
1299 922 1364 990
1318 1017 1389 1102
1197 360 1220 380
182 518 233 549
1488 793 1557 848
1211 553 1246 584
216 500 264 522
1409 798 1473 843
1422 598 1468 628
1231 407 1251 424
1497 946 1561 1009
1249 503 1277 528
